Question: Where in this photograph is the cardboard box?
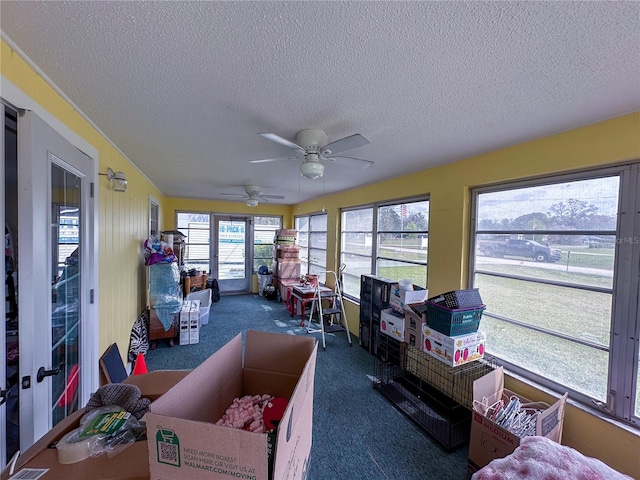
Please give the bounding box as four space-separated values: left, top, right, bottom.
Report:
389 285 428 313
422 326 486 367
274 245 300 259
147 330 318 480
180 301 191 345
189 301 200 344
1 371 190 480
276 259 300 279
380 308 405 341
468 367 568 471
404 305 427 347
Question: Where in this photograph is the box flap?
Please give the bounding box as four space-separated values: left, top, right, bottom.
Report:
150 333 243 423
244 330 315 375
273 341 318 479
473 366 504 414
535 392 568 442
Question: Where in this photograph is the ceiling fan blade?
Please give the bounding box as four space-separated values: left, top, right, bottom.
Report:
328 155 374 170
322 134 369 155
262 194 285 200
259 133 304 151
248 156 296 164
220 192 246 197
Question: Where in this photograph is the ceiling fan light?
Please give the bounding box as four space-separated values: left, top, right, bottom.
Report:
246 197 259 207
300 159 324 179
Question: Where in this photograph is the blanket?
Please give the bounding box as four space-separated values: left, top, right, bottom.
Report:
471 436 633 480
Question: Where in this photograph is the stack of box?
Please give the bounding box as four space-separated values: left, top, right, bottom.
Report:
178 300 200 345
378 281 428 346
422 289 486 367
272 230 300 300
373 288 492 452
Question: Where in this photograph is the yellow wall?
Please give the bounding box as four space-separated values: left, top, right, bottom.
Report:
293 111 640 477
1 40 165 362
3 36 639 477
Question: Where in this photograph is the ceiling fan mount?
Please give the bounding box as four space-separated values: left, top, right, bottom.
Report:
220 185 284 207
295 129 328 152
250 129 373 179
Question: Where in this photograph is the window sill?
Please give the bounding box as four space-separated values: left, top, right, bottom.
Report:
503 365 640 438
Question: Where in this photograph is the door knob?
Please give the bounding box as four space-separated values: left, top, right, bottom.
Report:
37 362 65 383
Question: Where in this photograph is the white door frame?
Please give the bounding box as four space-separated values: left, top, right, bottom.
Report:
213 215 252 294
1 77 99 450
1 102 7 467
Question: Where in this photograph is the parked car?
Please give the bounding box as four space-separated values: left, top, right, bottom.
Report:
478 239 562 263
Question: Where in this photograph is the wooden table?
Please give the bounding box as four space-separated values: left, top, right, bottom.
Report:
290 285 335 326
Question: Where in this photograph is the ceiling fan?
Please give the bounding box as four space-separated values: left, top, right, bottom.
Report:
220 185 285 207
249 129 373 179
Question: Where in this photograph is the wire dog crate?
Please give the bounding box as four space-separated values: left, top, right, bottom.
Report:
373 333 495 450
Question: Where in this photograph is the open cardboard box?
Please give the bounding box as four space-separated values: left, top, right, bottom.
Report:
403 304 427 347
147 330 318 480
468 366 568 472
389 285 428 313
1 370 189 480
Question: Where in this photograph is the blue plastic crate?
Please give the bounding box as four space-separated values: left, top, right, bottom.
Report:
425 302 485 336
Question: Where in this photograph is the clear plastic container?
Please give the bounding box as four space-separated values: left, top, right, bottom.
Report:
186 289 212 325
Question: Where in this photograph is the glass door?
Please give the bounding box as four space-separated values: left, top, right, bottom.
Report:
214 216 251 294
17 111 96 450
50 166 81 427
3 105 18 465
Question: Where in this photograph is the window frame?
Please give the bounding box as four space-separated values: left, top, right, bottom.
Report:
176 211 212 272
340 196 429 300
149 196 159 238
252 215 283 273
295 212 327 277
469 164 640 428
175 211 282 275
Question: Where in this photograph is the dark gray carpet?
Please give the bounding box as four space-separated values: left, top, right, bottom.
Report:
145 293 471 480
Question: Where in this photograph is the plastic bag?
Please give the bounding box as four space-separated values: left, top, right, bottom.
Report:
149 263 182 329
57 406 143 463
143 236 177 266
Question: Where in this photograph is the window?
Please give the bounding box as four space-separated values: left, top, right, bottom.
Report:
177 212 211 272
341 198 429 298
295 213 327 277
253 216 282 272
340 208 373 297
470 165 640 427
149 197 159 238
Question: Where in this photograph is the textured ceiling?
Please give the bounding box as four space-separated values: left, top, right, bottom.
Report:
2 1 639 204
